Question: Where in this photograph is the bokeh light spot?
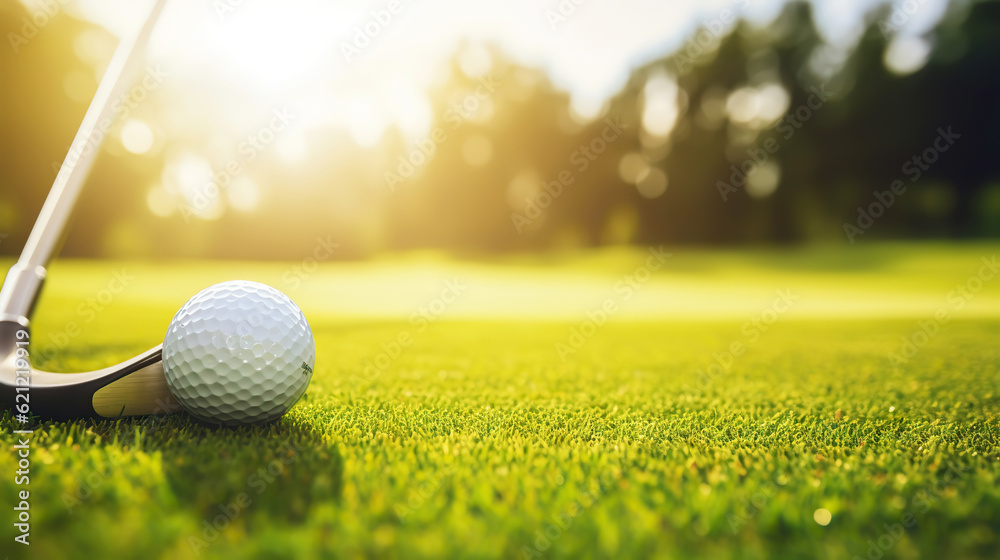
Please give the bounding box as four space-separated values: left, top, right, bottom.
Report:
569 95 606 123
73 29 114 67
642 73 680 138
161 153 225 221
813 509 832 526
636 168 668 199
121 120 155 154
458 44 493 78
619 153 650 184
884 36 932 75
746 161 781 199
727 84 789 128
146 185 175 218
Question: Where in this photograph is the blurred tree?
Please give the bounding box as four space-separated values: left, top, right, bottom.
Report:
1 0 998 259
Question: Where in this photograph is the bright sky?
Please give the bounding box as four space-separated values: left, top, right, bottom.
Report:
55 0 951 129
19 0 953 221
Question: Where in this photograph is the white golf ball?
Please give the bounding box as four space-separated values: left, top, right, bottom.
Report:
162 280 315 425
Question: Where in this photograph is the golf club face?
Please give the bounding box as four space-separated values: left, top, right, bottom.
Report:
0 320 180 419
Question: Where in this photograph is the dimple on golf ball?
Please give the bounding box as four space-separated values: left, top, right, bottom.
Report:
162 280 315 425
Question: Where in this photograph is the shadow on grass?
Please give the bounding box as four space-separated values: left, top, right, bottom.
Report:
1 408 342 558
57 411 340 523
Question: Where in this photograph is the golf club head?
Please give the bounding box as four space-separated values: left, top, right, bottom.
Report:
0 320 180 419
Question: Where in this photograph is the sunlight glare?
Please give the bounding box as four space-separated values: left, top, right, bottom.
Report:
161 153 224 221
211 2 337 92
276 129 308 163
458 43 493 78
642 73 680 138
345 95 386 147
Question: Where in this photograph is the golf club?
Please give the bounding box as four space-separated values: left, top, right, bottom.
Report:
0 0 178 419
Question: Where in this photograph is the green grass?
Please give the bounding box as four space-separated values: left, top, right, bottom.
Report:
2 244 1000 559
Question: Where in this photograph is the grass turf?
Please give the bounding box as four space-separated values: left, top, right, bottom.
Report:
1 244 1000 559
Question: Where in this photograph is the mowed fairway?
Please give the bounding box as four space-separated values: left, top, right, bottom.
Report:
2 244 999 559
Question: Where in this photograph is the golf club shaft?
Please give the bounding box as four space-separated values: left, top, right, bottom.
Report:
0 0 168 325
1 0 176 420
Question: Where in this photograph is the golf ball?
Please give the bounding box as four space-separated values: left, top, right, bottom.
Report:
162 280 315 425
